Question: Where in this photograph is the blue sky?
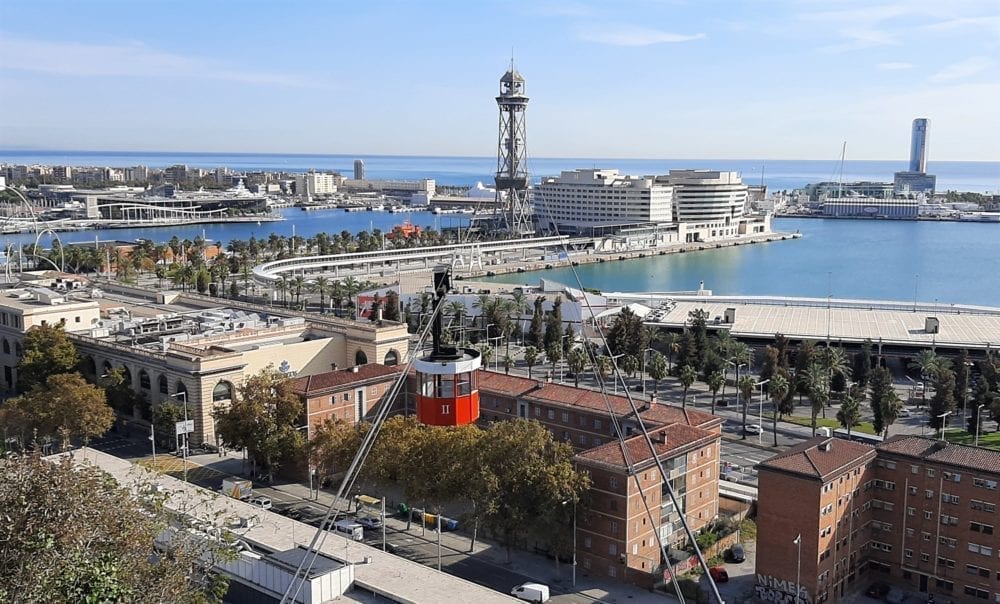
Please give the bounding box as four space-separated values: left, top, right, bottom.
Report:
0 0 997 160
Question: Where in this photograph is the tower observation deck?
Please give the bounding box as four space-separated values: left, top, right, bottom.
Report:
491 67 535 238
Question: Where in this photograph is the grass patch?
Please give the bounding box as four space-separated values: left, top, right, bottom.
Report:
943 428 1000 450
739 519 757 542
764 413 876 435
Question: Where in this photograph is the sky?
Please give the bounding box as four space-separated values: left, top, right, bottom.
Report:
0 0 998 160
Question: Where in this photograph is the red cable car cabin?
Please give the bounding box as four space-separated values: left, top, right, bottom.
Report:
414 349 482 426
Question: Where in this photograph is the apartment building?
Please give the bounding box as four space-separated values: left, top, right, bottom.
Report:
757 435 1000 603
474 371 724 588
290 364 403 437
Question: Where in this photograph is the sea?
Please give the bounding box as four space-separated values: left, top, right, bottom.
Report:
1 151 998 306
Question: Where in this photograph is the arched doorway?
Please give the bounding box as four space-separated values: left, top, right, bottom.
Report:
355 350 368 366
139 369 151 390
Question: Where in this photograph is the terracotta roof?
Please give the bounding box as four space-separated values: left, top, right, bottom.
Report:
878 435 1000 475
576 423 716 469
290 365 402 395
639 404 722 430
476 370 541 397
759 436 875 480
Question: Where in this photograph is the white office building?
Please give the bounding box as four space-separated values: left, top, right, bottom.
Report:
658 170 748 224
534 169 673 235
295 171 341 198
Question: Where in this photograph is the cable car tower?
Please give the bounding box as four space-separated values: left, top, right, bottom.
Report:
491 64 534 237
414 268 482 426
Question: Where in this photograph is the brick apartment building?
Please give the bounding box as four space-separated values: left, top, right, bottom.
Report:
475 371 724 588
757 434 1000 603
291 364 402 437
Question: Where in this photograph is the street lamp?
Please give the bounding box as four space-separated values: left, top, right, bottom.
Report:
610 352 626 394
793 533 802 603
975 404 987 448
562 498 577 588
755 379 770 445
726 359 747 411
937 411 952 442
641 347 655 398
171 391 191 483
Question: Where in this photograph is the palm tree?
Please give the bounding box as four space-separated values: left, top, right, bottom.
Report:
707 371 725 415
568 348 587 387
713 330 734 361
524 346 539 379
290 276 307 308
882 390 903 437
275 276 289 307
679 365 697 408
595 355 612 387
648 352 668 395
823 346 852 401
768 373 790 446
836 394 861 438
312 276 331 313
662 333 679 372
739 375 756 439
473 293 491 332
445 300 467 342
908 350 952 406
804 363 830 437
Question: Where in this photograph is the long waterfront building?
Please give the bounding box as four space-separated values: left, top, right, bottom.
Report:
534 169 673 235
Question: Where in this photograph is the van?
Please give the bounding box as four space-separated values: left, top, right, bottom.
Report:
510 582 549 603
332 520 364 541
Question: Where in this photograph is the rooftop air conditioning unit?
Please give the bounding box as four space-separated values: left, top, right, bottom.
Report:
925 317 939 334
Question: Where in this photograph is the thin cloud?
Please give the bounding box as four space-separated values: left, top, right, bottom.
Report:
928 56 993 83
576 24 705 46
877 62 914 70
0 35 327 89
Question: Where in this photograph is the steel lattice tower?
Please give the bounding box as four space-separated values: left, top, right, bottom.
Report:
492 67 534 237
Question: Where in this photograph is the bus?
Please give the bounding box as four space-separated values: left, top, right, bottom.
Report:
833 428 884 446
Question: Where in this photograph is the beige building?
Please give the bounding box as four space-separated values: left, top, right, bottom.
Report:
0 279 409 446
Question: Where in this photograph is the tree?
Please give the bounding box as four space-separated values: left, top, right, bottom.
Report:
823 346 851 400
793 341 817 406
384 289 401 322
869 366 894 436
544 296 563 351
0 454 231 604
524 346 539 379
648 352 668 395
739 375 756 438
688 309 710 372
836 394 861 438
546 340 563 379
954 349 971 416
2 372 113 450
567 347 587 387
530 297 545 346
909 350 952 406
213 367 306 480
928 369 957 432
707 371 725 415
853 339 873 392
595 355 612 386
16 323 79 392
967 379 995 435
769 373 790 446
309 418 362 482
881 390 903 438
679 365 697 408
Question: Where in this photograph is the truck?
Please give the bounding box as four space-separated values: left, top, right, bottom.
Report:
221 478 253 500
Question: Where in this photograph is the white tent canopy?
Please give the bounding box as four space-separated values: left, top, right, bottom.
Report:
593 302 652 321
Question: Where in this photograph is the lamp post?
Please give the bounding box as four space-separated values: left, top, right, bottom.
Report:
726 360 747 409
755 379 770 445
485 323 495 369
610 352 626 394
171 391 190 483
975 404 987 448
793 533 802 603
961 361 972 426
937 411 952 442
562 498 577 588
641 347 655 398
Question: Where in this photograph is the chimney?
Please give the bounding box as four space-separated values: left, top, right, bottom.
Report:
818 439 832 452
352 366 360 373
818 427 831 438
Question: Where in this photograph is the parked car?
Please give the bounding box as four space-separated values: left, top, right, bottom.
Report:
709 566 729 583
866 581 890 598
357 515 382 530
248 496 272 510
743 424 763 435
726 543 746 563
510 582 549 603
897 408 911 417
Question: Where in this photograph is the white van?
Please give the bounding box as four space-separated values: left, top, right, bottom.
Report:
510 582 550 603
332 520 364 541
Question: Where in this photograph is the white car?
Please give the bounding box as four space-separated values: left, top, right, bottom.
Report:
743 424 764 435
897 408 911 417
248 497 272 510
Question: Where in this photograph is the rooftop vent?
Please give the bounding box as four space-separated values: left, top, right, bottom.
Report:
818 439 833 452
925 317 939 334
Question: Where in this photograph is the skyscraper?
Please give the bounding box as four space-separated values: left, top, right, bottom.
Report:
353 159 365 180
909 118 929 173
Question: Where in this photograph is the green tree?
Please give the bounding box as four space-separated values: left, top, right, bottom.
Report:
546 340 562 378
769 372 790 446
0 454 231 604
909 350 952 406
213 367 306 480
967 379 995 435
648 352 668 395
567 347 587 387
793 340 817 406
384 289 401 322
739 375 756 438
595 355 612 386
836 394 861 438
679 365 697 408
16 323 79 393
523 346 539 379
530 297 545 346
928 369 957 433
2 372 113 450
707 370 725 415
881 390 903 438
853 339 873 392
803 363 829 437
869 366 894 436
544 297 564 351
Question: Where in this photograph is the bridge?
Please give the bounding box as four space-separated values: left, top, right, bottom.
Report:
252 235 589 284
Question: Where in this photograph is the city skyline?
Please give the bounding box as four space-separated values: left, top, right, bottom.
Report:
1 0 998 161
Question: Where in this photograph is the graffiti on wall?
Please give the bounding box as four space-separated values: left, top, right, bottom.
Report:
755 574 812 604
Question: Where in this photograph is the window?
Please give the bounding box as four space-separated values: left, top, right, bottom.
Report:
212 381 233 402
963 586 988 600
943 493 959 505
921 552 930 562
934 579 953 591
909 485 918 495
925 511 933 520
561 411 569 423
908 506 915 516
874 479 895 491
968 543 993 556
608 543 617 555
547 410 556 420
593 418 602 430
158 374 168 394
904 549 913 559
927 469 936 478
610 477 619 489
911 464 919 474
941 514 959 526
973 477 998 490
938 557 955 568
970 499 996 512
139 369 151 390
939 537 957 548
970 521 994 534
583 536 591 549
926 489 935 499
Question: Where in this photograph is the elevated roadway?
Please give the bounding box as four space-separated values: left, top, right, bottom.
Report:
252 235 589 284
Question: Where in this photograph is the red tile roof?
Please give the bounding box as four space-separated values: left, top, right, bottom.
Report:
290 365 402 395
476 370 541 396
759 436 875 480
576 423 716 469
878 435 1000 475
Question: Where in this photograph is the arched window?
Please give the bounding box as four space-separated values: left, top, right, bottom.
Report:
2 339 8 354
82 356 97 377
158 374 169 394
122 367 132 386
212 381 233 402
139 369 151 390
383 349 399 367
355 350 368 366
15 342 22 356
175 381 188 398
